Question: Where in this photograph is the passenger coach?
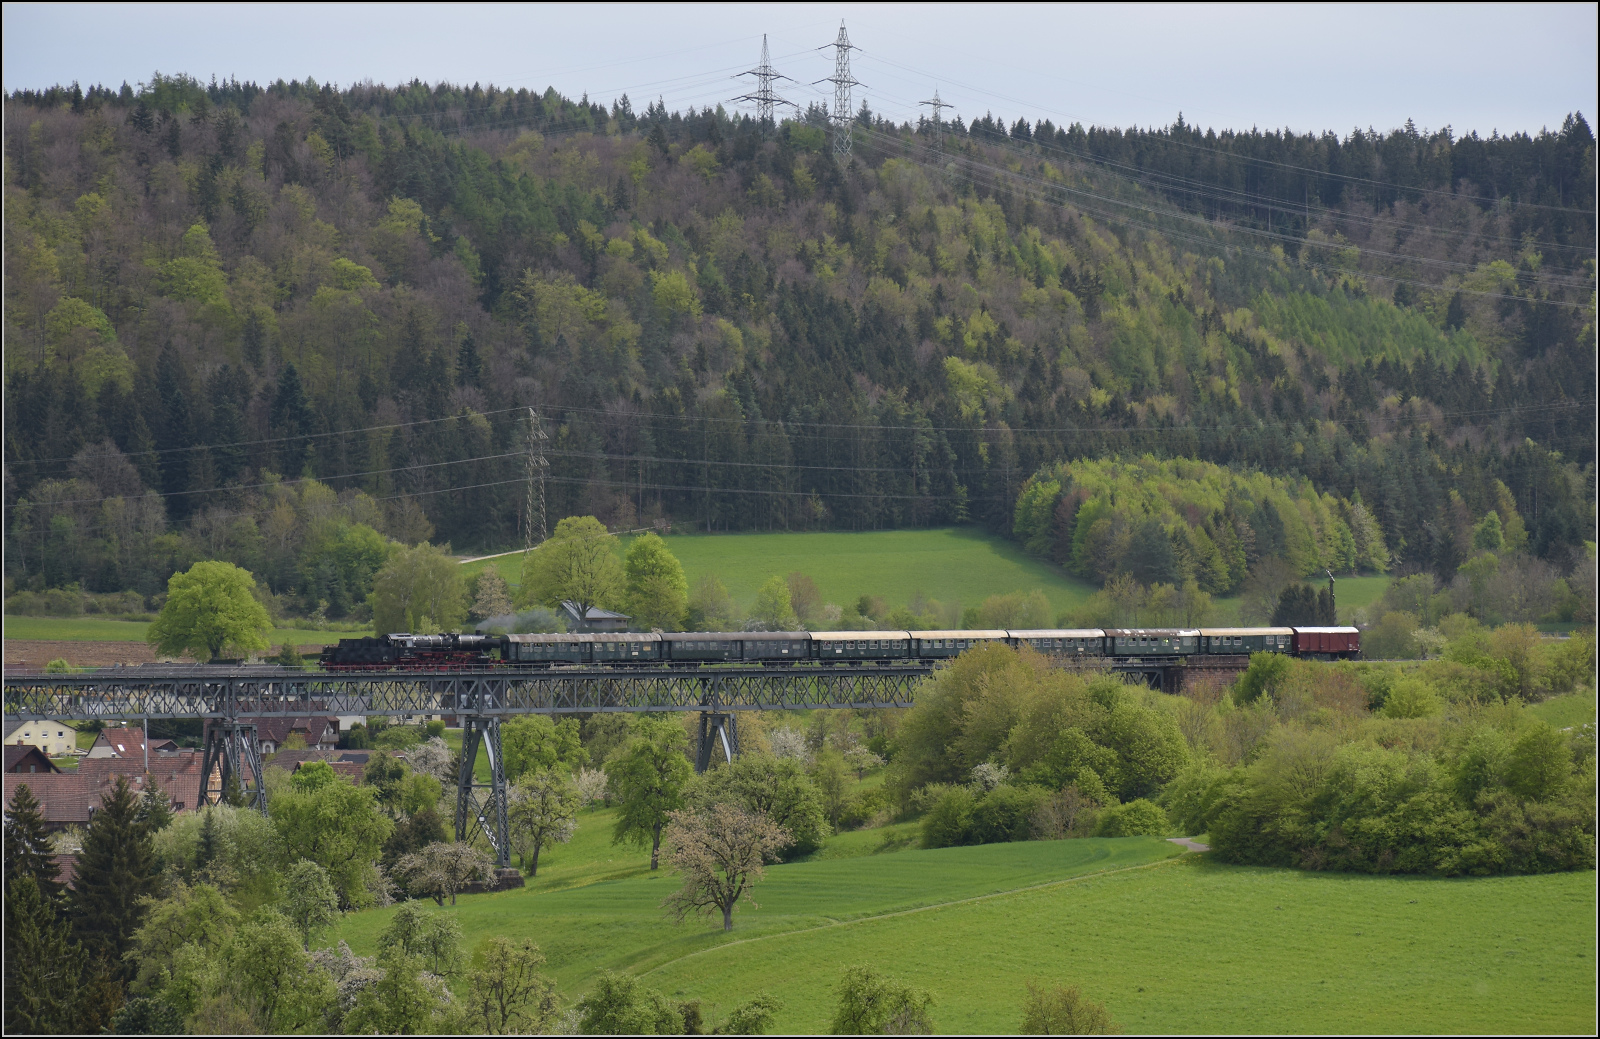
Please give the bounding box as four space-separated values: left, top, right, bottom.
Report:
322 624 1359 669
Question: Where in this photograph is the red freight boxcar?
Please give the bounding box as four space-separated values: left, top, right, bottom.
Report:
1291 626 1361 659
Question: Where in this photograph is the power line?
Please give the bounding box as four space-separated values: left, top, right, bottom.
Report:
850 122 1596 307
730 34 797 126
6 406 529 470
854 49 1597 215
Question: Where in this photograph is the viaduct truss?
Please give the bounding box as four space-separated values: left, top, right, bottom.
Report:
3 654 1243 868
3 665 932 868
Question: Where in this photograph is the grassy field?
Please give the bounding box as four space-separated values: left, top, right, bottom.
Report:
463 527 1388 625
1530 688 1598 730
1 615 361 647
463 527 1102 618
330 809 1594 1034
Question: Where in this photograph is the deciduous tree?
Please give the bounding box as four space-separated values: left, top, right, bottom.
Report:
524 515 624 616
606 716 694 869
508 768 581 876
1020 982 1120 1035
280 858 341 949
370 541 466 634
751 575 799 630
502 714 586 782
147 560 272 661
624 532 688 629
661 803 791 931
831 964 935 1035
465 936 561 1035
394 840 493 906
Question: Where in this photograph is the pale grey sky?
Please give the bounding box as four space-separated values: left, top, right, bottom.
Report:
4 3 1595 137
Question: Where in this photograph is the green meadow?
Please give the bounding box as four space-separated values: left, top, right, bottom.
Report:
1529 687 1598 730
461 526 1388 625
331 807 1595 1034
463 527 1101 618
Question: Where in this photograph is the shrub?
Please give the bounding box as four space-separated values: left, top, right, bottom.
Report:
832 965 935 1035
1234 652 1292 704
920 786 977 849
968 785 1046 844
1092 799 1170 837
1020 982 1120 1035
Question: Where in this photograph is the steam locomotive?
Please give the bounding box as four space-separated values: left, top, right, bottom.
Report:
318 626 1359 670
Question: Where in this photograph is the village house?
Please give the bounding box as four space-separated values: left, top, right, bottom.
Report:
86 726 180 759
4 717 77 757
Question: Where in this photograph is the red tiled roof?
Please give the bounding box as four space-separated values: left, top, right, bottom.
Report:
5 773 101 826
5 745 60 774
91 727 178 757
252 716 339 746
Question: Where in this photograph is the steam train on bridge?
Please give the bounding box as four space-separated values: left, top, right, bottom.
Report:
318 626 1360 670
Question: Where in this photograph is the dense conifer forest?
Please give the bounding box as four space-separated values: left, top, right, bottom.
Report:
3 74 1594 617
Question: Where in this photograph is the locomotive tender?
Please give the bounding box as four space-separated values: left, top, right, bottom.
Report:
319 625 1359 670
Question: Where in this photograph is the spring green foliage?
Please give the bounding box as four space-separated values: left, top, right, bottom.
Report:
502 714 587 783
146 560 272 661
322 813 1592 1031
269 772 393 907
689 754 830 859
1092 799 1171 838
1013 456 1385 592
576 970 686 1034
889 644 1188 809
605 716 694 870
751 574 800 630
509 768 582 876
465 936 562 1035
524 516 625 616
6 86 1590 621
624 532 689 630
378 901 466 977
1020 982 1121 1035
279 859 340 950
831 964 936 1034
370 541 466 634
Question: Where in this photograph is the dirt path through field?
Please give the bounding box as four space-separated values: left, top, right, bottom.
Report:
1167 837 1211 852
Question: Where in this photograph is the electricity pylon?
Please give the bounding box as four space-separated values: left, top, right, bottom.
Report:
731 34 796 127
817 21 862 158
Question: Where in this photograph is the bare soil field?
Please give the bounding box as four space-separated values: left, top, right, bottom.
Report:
2 640 325 669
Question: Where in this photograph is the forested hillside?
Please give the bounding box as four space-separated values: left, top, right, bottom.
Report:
4 75 1594 618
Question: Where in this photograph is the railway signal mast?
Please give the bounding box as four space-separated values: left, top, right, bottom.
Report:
731 34 797 127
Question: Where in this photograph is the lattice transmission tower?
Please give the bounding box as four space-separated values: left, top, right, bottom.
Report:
522 407 549 578
731 34 796 126
817 21 861 158
920 88 953 160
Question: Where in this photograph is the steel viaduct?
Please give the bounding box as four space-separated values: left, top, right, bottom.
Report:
3 656 1242 868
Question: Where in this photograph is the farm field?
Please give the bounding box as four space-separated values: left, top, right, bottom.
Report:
1 615 360 648
330 810 1595 1034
